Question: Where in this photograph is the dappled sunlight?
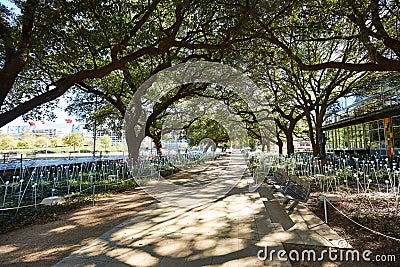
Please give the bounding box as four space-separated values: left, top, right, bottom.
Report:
115 249 160 266
198 209 228 220
0 244 18 254
59 192 246 265
209 238 240 256
138 153 248 208
76 239 109 254
2 153 349 267
54 182 262 265
4 244 82 265
192 237 219 251
238 223 258 240
181 223 230 236
105 247 133 259
0 191 156 266
154 238 193 257
48 224 77 233
54 183 348 266
108 228 144 243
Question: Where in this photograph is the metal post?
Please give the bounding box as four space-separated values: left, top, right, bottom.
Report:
2 181 9 207
33 183 37 208
93 95 98 158
323 195 328 223
92 184 95 206
18 179 24 206
90 172 95 206
67 175 71 195
20 154 23 179
79 172 82 192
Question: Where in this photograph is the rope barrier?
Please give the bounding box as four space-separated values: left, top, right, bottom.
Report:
326 198 400 242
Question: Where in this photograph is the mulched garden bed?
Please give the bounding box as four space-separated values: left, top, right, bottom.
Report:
304 191 400 267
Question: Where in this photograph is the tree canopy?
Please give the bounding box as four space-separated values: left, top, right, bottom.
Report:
0 0 258 127
62 132 84 151
186 117 230 149
256 0 400 71
2 0 399 157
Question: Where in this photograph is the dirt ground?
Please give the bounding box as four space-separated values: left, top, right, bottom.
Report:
306 191 400 267
0 189 155 267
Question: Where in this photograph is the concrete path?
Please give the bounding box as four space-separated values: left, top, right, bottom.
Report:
54 153 349 267
136 153 247 208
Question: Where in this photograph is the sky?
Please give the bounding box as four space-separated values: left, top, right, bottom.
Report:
2 101 76 128
0 0 18 12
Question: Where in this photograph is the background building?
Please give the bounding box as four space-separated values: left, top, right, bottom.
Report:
0 119 124 143
323 88 400 156
2 119 83 137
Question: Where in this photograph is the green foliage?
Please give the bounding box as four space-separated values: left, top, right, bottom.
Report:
62 132 85 151
1 0 263 130
186 118 230 148
0 133 73 151
3 0 400 157
50 136 63 147
99 134 112 151
0 134 17 149
35 135 50 148
17 132 34 148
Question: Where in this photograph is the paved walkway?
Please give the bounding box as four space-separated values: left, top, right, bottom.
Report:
54 152 349 267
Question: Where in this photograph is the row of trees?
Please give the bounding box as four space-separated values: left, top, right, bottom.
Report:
1 0 399 159
0 132 113 152
0 132 59 149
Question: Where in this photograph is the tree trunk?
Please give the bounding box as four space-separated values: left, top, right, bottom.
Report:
277 134 283 155
125 110 146 166
285 131 295 156
153 138 162 156
315 117 326 160
304 110 318 156
126 135 142 166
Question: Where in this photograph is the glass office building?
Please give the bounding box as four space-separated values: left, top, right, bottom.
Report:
323 88 400 156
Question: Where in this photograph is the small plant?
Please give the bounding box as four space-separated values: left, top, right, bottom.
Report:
348 207 357 213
